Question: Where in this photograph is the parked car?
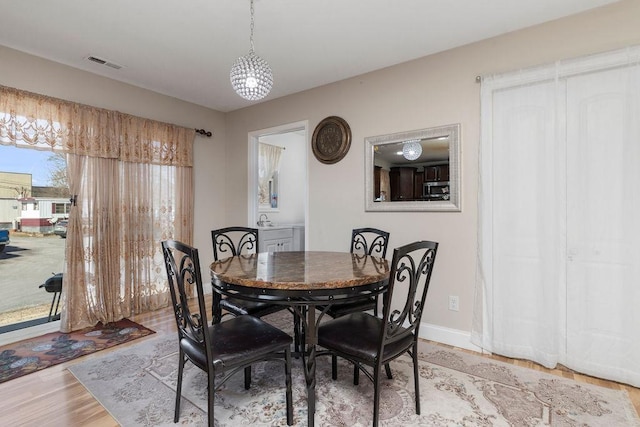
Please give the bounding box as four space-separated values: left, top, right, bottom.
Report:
0 229 9 252
54 220 68 238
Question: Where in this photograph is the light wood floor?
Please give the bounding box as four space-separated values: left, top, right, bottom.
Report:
0 301 638 426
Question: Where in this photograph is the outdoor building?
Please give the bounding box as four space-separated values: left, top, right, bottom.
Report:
0 171 70 232
0 171 31 199
0 171 30 229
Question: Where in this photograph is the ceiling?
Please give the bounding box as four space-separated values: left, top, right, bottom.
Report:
0 0 619 113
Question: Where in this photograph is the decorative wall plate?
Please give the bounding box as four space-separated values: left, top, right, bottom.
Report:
311 116 351 164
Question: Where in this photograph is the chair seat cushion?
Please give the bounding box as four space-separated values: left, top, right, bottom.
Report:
181 315 292 370
220 296 286 317
324 297 376 318
318 312 414 363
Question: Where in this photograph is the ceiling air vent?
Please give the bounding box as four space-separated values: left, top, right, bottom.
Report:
86 55 123 70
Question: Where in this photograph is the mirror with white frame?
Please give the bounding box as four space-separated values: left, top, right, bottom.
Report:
365 123 461 212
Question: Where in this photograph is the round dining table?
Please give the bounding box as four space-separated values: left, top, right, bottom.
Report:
210 251 389 427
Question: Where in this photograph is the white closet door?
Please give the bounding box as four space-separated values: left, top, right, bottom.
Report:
477 47 640 387
478 79 567 367
565 66 640 385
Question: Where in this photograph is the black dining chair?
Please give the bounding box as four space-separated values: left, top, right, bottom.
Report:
324 227 390 318
161 240 293 427
211 227 287 320
211 227 301 351
318 240 438 427
316 228 391 380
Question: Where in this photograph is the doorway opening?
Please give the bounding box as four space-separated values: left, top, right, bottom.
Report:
248 120 308 246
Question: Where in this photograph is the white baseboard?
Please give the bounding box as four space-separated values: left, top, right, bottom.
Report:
418 321 484 353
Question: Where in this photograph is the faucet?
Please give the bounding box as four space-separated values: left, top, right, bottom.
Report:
257 214 270 227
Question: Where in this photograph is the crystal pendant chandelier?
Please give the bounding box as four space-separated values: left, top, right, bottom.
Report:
402 139 422 161
230 0 273 101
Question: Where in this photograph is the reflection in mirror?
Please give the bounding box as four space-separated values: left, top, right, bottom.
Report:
258 142 284 210
365 124 461 212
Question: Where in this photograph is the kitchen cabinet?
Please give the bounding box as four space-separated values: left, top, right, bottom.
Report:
414 171 424 199
259 225 304 253
389 167 416 201
425 164 449 182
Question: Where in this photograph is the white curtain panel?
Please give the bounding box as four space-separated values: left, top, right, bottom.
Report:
258 142 283 205
474 46 640 387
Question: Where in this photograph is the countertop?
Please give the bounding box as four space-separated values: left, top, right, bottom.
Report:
257 223 304 230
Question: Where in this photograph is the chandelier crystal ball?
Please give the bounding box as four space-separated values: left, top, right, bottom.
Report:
230 51 273 101
402 140 422 161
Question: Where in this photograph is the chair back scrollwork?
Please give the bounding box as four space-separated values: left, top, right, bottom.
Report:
381 241 438 347
351 227 390 258
211 227 259 261
161 240 212 360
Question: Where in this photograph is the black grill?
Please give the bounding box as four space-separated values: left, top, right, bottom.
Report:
39 273 63 321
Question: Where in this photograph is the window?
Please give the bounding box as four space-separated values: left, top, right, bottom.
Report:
52 203 71 214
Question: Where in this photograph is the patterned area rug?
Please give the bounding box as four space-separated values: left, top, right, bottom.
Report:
68 314 639 427
0 318 154 384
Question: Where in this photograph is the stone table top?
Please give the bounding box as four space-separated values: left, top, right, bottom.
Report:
210 251 389 292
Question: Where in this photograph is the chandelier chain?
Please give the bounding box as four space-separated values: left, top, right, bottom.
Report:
249 0 255 53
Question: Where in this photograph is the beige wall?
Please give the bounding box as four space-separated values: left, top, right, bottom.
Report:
224 0 640 343
0 44 226 263
1 0 639 347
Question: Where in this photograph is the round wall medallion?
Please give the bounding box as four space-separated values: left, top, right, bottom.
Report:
311 116 351 164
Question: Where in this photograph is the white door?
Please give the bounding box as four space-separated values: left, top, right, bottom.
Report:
565 66 640 381
248 121 308 237
477 47 640 387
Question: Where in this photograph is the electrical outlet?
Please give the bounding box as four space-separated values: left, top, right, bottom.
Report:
448 295 459 311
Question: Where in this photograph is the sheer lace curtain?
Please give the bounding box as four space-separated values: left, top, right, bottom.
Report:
474 46 640 387
258 142 283 205
0 85 194 332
